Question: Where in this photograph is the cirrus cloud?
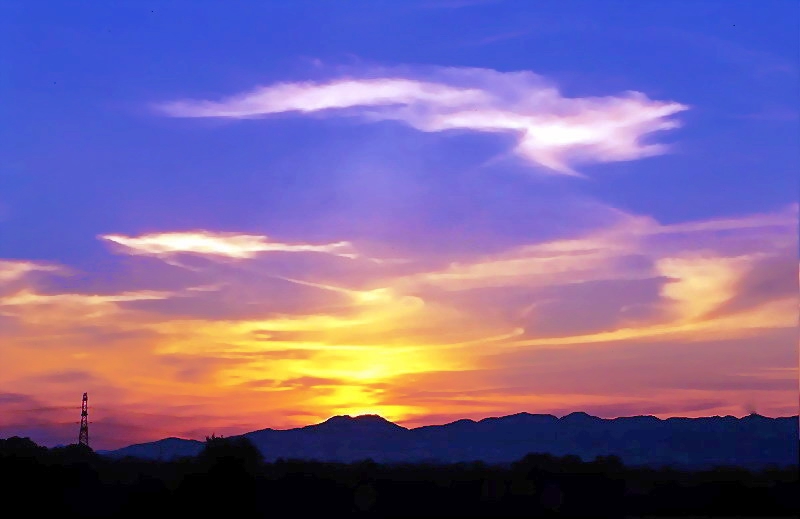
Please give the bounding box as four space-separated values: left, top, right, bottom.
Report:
156 66 688 175
100 231 358 260
0 260 63 283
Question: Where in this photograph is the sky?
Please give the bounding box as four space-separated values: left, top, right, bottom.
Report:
1 0 798 450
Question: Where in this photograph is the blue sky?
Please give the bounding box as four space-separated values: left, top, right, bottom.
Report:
1 0 797 449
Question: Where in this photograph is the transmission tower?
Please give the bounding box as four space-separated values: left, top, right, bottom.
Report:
78 392 89 447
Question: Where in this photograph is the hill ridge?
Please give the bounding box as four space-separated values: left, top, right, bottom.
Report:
100 411 799 469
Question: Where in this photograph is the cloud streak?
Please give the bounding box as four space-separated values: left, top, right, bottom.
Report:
0 260 62 283
101 231 358 260
157 66 687 174
0 289 174 324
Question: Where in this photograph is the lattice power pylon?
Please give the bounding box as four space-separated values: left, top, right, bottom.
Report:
78 392 89 447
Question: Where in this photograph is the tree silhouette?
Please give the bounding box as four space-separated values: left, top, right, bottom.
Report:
198 433 263 474
174 434 265 515
1 436 797 517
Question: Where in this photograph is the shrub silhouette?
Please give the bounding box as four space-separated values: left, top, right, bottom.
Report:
0 436 46 458
175 434 265 515
198 433 263 474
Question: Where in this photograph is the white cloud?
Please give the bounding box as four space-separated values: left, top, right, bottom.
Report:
161 78 487 117
156 66 687 175
100 231 358 260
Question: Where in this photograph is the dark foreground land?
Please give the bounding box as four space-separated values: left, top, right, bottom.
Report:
1 436 797 518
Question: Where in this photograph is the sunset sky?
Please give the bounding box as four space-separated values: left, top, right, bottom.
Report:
1 0 798 450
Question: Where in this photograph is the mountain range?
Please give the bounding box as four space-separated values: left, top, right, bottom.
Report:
100 412 799 469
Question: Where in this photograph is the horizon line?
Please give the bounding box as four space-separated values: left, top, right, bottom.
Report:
95 409 800 451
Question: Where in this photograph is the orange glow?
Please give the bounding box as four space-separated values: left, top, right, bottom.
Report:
0 207 796 450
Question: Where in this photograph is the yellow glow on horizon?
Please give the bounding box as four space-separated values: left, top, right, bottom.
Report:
1 206 796 449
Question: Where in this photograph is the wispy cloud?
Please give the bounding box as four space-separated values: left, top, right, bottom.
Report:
410 204 797 292
0 289 174 323
156 66 687 175
100 231 358 260
0 290 172 306
396 203 797 349
0 260 62 283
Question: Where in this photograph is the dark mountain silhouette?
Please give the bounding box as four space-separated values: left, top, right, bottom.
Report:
107 436 205 460
101 412 799 469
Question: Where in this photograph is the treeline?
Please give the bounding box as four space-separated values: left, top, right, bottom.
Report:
1 435 797 517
